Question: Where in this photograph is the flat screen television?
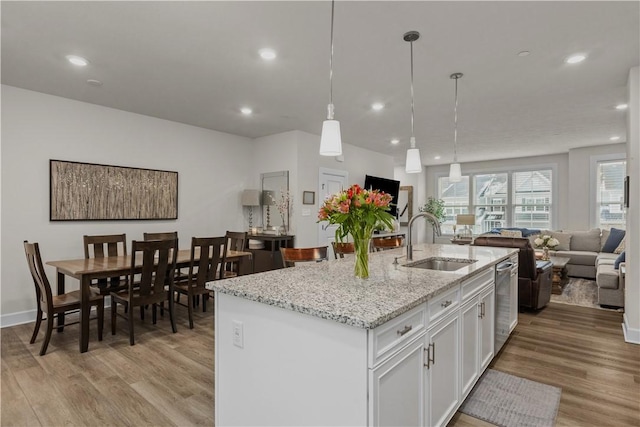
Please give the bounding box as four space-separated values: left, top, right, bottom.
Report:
364 175 400 217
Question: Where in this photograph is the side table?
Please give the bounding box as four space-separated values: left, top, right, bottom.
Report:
549 256 570 294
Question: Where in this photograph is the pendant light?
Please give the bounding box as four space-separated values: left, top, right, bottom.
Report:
449 73 463 182
404 31 422 174
319 0 342 156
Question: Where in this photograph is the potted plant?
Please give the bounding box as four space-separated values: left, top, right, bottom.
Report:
420 197 446 225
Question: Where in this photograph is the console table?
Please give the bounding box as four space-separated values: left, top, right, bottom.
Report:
247 234 295 273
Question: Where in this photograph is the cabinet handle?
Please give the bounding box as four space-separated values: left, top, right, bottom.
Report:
424 347 430 368
441 300 452 308
429 342 435 366
482 301 486 318
397 325 412 336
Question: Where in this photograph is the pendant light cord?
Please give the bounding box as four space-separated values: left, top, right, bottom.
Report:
328 0 335 117
410 40 415 146
453 75 459 162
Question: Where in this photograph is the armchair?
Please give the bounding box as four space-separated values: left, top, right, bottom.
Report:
473 236 553 310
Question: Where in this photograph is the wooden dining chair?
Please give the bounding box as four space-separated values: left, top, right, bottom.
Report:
223 231 248 278
111 239 178 345
332 241 355 259
143 231 178 241
24 241 104 355
175 236 225 329
371 236 405 251
83 234 128 296
280 246 328 267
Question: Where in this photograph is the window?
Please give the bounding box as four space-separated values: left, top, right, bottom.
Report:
596 160 626 229
436 168 553 234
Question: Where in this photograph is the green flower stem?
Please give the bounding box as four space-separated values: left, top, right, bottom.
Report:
354 238 371 279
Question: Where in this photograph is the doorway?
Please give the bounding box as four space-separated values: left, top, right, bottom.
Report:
318 167 348 258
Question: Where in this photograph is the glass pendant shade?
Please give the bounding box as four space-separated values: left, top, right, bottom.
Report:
449 162 462 182
405 148 422 173
319 118 342 156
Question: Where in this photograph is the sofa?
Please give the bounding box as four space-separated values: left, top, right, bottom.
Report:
481 227 626 307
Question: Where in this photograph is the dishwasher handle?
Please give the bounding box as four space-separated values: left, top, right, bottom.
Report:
496 262 514 272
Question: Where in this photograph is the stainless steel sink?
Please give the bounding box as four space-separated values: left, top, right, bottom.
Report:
404 257 477 271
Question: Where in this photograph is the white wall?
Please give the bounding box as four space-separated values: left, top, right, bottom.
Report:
1 85 254 324
623 67 639 344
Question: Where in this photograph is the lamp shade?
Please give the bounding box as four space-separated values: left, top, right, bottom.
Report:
456 214 476 226
241 189 261 207
449 163 462 182
319 119 342 156
262 190 276 206
405 148 422 173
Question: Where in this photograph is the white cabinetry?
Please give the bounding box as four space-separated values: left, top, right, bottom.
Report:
425 310 460 427
370 338 425 427
460 269 495 400
509 254 519 332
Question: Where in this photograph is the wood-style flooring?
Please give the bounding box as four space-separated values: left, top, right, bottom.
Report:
1 302 638 426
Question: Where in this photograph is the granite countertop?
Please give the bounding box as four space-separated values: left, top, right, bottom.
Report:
207 243 517 329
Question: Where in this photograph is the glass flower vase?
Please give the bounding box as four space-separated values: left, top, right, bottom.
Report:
542 247 550 261
354 238 371 279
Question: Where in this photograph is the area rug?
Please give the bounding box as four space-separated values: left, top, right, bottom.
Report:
550 277 598 308
460 369 561 427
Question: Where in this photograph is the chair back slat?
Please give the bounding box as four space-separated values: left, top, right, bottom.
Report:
225 231 247 252
24 241 54 312
188 236 226 287
280 246 328 267
84 234 127 259
130 239 178 300
143 231 178 241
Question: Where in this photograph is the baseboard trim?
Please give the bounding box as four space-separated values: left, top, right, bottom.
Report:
1 302 111 329
622 313 640 344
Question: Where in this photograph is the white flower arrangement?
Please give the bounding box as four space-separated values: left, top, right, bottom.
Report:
534 234 559 249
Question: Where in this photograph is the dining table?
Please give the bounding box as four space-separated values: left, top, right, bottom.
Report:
46 248 253 353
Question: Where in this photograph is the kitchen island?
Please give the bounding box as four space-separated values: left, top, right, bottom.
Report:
208 243 518 427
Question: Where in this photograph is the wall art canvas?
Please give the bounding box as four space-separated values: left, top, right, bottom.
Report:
50 160 178 221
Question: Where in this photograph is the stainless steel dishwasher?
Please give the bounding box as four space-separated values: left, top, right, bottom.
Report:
495 260 513 353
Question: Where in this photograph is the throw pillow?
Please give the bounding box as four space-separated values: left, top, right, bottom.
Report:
500 229 523 238
614 237 626 254
614 251 626 270
601 229 610 250
602 228 626 253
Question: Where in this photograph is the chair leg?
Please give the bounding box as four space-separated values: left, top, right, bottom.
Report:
152 304 157 325
97 301 104 341
202 294 207 313
111 300 117 335
140 306 145 321
169 295 177 333
40 314 54 356
187 293 194 329
128 306 135 345
30 307 43 344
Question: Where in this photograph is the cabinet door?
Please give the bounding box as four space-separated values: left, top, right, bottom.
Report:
460 298 480 399
425 312 459 427
369 339 425 427
479 286 495 372
509 265 519 332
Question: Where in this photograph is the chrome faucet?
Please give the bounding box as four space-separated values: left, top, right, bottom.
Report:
406 212 442 261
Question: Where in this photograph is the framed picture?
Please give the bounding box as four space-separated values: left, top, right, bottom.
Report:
50 159 178 221
624 175 629 208
303 191 315 205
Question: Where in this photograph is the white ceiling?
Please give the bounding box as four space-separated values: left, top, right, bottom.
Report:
2 1 638 166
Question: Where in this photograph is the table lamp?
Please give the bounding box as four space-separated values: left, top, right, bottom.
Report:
262 190 276 229
456 214 475 240
241 189 261 232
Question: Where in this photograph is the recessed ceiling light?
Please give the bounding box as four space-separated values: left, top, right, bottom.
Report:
66 55 89 66
240 107 253 115
86 79 102 86
615 103 628 110
390 138 399 145
259 48 277 60
434 155 441 160
610 136 620 141
565 54 586 64
517 51 530 57
372 102 385 111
